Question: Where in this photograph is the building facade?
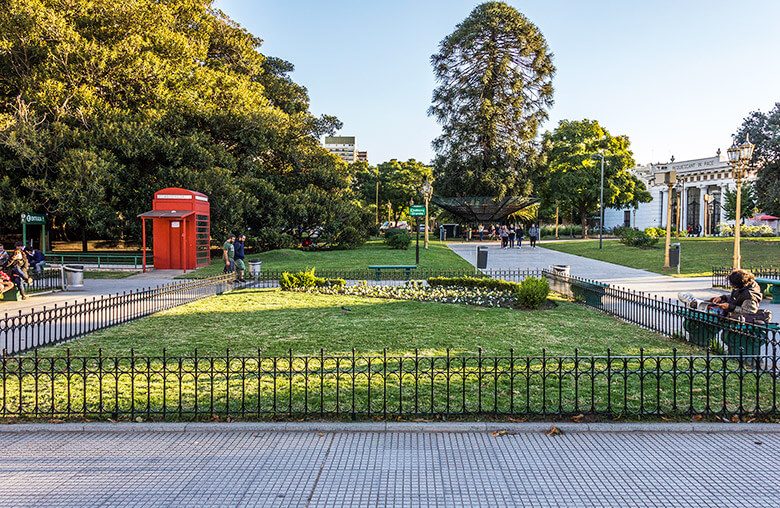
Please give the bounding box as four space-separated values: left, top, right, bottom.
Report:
603 152 758 235
323 136 358 164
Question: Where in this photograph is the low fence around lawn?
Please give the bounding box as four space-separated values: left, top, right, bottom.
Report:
712 266 779 289
27 268 64 294
2 348 778 420
1 273 236 356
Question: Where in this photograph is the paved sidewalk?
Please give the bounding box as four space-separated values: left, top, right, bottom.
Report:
1 424 778 507
447 242 727 302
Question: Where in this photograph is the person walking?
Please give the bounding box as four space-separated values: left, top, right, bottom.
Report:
223 234 236 279
478 224 484 241
528 224 539 248
500 226 509 248
508 225 516 248
516 224 524 248
234 234 246 282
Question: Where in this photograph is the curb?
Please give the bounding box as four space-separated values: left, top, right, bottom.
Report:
0 421 779 434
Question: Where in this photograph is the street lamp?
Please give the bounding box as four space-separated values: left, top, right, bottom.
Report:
422 180 433 249
591 154 605 249
726 134 755 269
655 166 678 269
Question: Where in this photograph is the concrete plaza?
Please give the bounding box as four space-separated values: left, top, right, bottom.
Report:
1 423 779 508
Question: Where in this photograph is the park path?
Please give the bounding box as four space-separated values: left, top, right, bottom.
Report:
447 241 725 301
1 424 778 508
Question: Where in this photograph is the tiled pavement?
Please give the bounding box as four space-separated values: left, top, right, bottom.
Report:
1 427 779 507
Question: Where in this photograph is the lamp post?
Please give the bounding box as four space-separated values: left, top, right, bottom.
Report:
422 180 432 249
726 134 755 269
655 165 678 269
591 154 605 249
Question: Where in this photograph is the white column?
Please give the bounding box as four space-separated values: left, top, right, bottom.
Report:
698 186 706 230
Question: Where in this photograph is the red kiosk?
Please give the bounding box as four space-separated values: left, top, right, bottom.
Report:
137 188 210 273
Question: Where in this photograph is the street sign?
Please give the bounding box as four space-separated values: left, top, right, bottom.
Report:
21 213 46 225
409 205 425 216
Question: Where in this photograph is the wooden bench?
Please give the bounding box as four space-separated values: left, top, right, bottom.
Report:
368 265 417 282
755 277 780 303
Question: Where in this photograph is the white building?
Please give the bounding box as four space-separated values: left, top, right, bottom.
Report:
603 151 758 234
323 136 358 164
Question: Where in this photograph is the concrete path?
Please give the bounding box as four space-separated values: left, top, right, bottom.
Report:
1 269 194 315
448 242 727 302
1 423 778 507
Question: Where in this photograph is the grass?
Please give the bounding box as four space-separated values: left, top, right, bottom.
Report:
177 239 473 279
8 290 773 421
41 288 693 357
84 271 137 279
542 237 780 276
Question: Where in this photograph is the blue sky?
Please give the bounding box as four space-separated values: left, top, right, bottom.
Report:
213 0 780 166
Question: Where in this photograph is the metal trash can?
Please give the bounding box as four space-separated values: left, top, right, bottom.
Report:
63 265 84 289
670 243 680 268
248 260 262 278
477 246 488 269
552 265 570 277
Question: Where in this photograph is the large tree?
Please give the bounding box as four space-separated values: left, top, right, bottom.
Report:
352 159 433 223
0 0 366 251
722 182 758 222
538 119 650 237
735 103 780 216
428 2 555 199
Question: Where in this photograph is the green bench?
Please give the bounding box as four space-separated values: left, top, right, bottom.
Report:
678 308 779 355
755 277 780 303
368 265 417 282
571 280 609 307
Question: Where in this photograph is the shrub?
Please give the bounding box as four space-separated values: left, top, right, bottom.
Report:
384 228 411 249
643 227 666 239
427 276 520 293
516 277 550 309
279 268 345 290
617 228 658 248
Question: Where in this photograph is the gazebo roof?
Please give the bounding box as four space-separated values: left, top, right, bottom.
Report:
431 196 539 223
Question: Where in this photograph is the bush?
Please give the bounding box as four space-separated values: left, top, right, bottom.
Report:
617 228 659 248
516 277 550 309
644 227 666 239
279 268 345 290
384 228 411 249
427 276 519 293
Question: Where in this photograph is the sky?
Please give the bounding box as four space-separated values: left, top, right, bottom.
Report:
213 0 780 166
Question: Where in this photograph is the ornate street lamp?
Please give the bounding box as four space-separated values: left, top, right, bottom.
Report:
422 181 433 249
727 134 754 269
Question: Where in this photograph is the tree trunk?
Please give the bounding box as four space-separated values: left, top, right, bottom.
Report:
580 208 588 239
81 226 88 252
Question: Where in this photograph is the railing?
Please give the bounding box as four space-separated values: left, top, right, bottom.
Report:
2 348 777 420
713 266 779 288
246 268 543 286
27 268 64 294
1 273 236 356
47 252 153 270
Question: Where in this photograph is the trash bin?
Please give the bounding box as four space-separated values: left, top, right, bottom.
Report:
248 259 262 278
477 246 488 269
670 243 680 268
63 265 84 289
552 265 570 277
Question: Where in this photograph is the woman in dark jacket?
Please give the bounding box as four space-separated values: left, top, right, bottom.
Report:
711 269 763 318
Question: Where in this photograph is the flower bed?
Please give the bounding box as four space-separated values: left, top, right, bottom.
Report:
287 280 522 308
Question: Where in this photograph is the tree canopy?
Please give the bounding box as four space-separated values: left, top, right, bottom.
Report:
735 102 780 216
0 0 366 250
722 182 758 222
428 2 555 199
537 119 650 236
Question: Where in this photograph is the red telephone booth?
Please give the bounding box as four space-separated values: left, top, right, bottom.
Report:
137 188 210 272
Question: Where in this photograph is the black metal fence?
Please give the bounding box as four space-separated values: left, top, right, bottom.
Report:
2 347 778 420
1 273 237 356
712 266 779 288
28 268 64 294
248 268 543 286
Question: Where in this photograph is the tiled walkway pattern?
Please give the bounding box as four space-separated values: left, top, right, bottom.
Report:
1 430 778 507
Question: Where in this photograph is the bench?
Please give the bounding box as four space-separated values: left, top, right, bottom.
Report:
570 280 609 307
755 277 780 303
677 308 779 355
368 265 417 282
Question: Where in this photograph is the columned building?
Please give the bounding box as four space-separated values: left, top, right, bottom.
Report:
603 151 758 234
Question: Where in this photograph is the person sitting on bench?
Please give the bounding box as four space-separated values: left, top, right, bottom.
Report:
25 246 46 275
6 245 32 300
710 269 770 324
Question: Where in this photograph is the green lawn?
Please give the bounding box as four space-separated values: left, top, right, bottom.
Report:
178 239 473 279
543 237 780 276
43 288 692 357
84 271 137 279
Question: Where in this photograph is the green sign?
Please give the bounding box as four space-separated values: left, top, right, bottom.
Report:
21 213 46 225
409 205 425 216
